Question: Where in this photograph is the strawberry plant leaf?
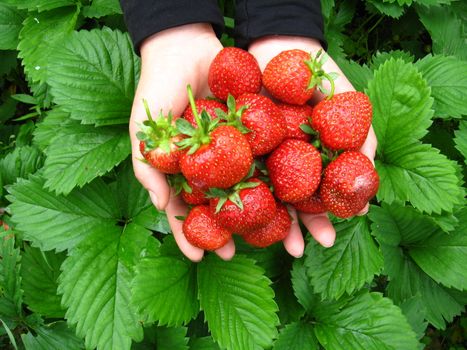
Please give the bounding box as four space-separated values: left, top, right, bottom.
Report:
0 230 22 317
153 326 189 350
7 175 120 251
415 55 467 119
367 58 433 152
375 142 463 214
198 254 279 350
291 259 320 314
189 336 220 350
21 246 65 318
305 216 383 300
42 124 130 195
369 204 467 328
370 50 414 70
313 291 420 350
399 296 428 342
131 237 199 327
334 58 373 92
0 145 44 186
454 120 467 163
0 4 25 50
273 321 318 350
2 0 77 12
417 5 467 60
47 28 140 126
367 0 405 18
21 321 84 350
18 6 79 84
58 223 149 350
82 0 122 19
273 272 305 325
33 108 72 150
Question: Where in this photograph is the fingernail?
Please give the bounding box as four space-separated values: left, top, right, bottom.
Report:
149 191 160 210
321 237 335 248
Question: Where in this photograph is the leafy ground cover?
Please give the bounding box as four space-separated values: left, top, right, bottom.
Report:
0 0 466 349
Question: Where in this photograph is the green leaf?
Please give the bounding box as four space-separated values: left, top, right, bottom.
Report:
0 145 44 185
1 317 18 350
399 296 427 342
305 216 383 300
367 0 405 18
7 175 120 251
273 322 318 350
367 58 433 153
375 141 463 214
290 259 319 313
154 326 189 350
0 4 25 50
18 6 79 83
83 0 122 18
417 5 467 60
320 0 335 19
198 255 279 350
415 55 467 119
43 124 130 195
408 208 467 290
21 321 84 350
0 230 22 315
369 204 467 328
334 58 373 92
58 223 148 350
47 28 139 126
131 237 199 326
371 50 415 70
2 0 77 12
33 108 71 150
454 120 467 163
21 246 65 317
313 292 420 350
189 336 220 350
273 272 305 325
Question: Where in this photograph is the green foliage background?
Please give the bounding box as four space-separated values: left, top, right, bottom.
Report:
0 0 466 349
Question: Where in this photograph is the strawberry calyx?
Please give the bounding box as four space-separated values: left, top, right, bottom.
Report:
304 49 339 99
176 85 220 155
208 180 260 213
168 173 193 195
136 99 180 154
216 94 251 134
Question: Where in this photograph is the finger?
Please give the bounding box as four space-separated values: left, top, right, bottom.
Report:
359 125 378 164
165 195 204 262
299 212 336 248
357 203 370 216
215 238 236 261
282 206 305 258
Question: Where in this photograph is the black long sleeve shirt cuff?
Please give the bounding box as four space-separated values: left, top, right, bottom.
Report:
120 0 225 54
234 0 326 50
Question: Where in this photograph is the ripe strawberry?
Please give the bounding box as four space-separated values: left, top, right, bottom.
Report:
137 101 184 174
320 151 379 218
292 191 326 214
262 49 335 105
183 99 227 127
182 181 208 205
177 86 253 189
209 178 276 234
277 103 313 142
311 91 372 151
235 94 287 156
183 205 231 250
266 139 322 203
242 203 291 248
208 47 262 101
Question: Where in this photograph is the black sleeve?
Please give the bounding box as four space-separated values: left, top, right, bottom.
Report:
120 0 225 54
234 0 326 49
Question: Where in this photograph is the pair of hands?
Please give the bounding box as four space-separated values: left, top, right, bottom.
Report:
129 23 377 261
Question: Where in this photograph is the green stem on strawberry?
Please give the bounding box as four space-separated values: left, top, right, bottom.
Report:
304 49 338 100
187 85 202 129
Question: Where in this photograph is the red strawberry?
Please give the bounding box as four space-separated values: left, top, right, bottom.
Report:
235 93 287 156
320 151 379 218
208 47 262 101
242 203 291 248
177 86 253 189
292 191 326 214
266 139 322 203
182 181 209 205
277 103 313 142
262 49 335 105
137 101 184 174
210 178 276 234
183 99 227 127
311 91 372 151
183 205 231 250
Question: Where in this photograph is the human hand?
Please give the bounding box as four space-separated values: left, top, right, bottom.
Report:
248 35 378 257
130 23 235 262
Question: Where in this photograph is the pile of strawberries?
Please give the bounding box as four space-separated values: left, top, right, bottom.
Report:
138 47 379 251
